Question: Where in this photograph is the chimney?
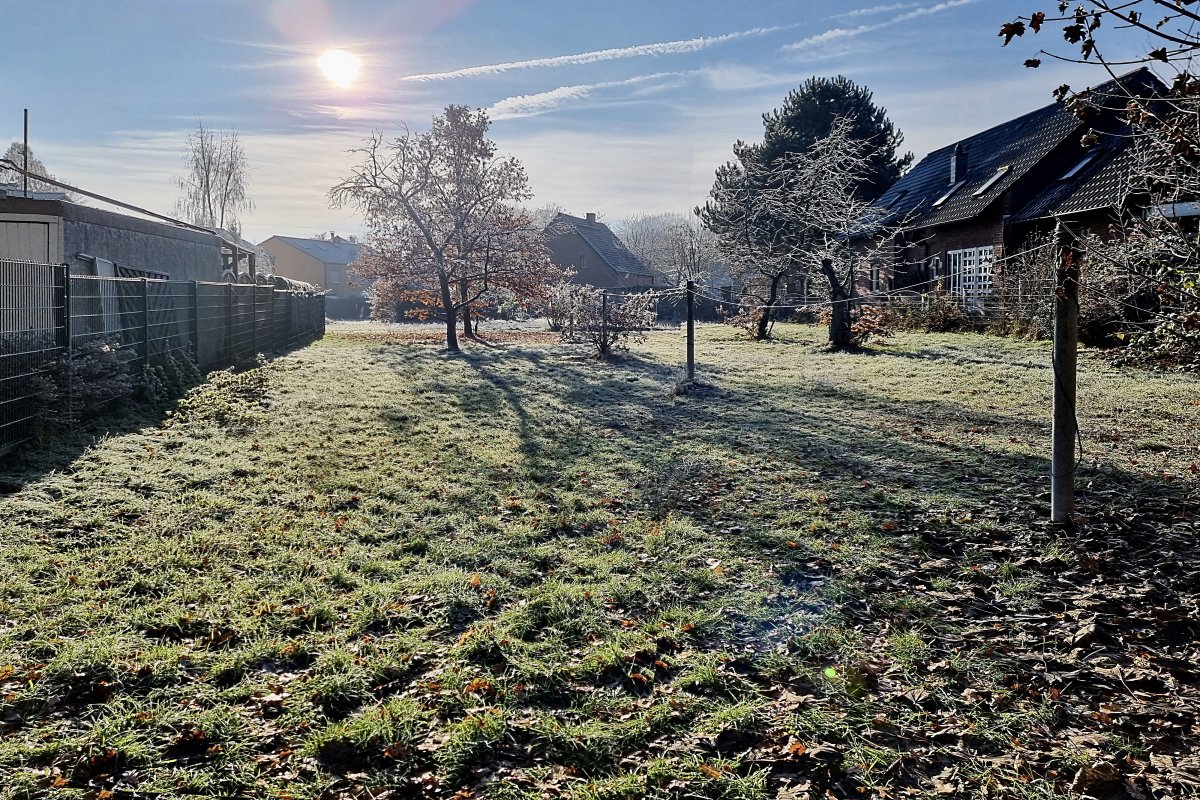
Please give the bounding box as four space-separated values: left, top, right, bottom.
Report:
950 143 967 184
585 212 596 223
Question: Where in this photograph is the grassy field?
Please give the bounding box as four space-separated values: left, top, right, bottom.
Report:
1 322 1197 800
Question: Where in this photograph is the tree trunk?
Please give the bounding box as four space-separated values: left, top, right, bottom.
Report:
459 280 475 337
756 275 782 341
822 258 851 348
439 270 459 351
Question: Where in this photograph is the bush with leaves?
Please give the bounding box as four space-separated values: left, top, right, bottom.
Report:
720 304 769 339
555 284 658 357
850 304 899 346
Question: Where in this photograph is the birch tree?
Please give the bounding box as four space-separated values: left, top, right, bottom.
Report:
174 122 253 236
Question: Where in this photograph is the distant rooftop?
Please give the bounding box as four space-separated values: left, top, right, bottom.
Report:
265 234 360 266
546 212 655 277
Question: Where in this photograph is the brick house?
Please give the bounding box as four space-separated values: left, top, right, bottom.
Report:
864 68 1165 307
544 212 665 290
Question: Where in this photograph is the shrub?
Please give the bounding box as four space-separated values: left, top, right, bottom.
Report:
850 305 898 346
555 284 658 356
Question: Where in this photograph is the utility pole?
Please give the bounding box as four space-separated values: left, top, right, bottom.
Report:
686 279 695 381
1051 221 1080 525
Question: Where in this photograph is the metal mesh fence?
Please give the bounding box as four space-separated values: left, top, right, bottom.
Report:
0 263 325 455
0 260 65 454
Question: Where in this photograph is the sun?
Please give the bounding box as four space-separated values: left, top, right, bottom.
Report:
318 49 362 88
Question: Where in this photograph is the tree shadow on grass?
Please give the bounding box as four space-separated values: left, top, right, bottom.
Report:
0 405 174 495
371 342 1190 532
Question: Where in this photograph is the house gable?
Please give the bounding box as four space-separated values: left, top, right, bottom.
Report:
544 213 660 289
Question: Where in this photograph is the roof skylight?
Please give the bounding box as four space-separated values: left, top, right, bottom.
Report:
972 165 1011 197
1059 152 1097 181
932 180 966 207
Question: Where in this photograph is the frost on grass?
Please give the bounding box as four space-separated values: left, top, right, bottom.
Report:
0 324 1197 799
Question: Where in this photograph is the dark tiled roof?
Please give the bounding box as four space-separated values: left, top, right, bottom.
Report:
873 101 1080 228
1011 131 1137 221
546 213 656 277
873 68 1162 230
267 235 360 266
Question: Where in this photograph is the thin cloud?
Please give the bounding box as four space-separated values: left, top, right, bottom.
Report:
785 0 974 53
401 26 792 82
829 3 919 19
488 72 689 120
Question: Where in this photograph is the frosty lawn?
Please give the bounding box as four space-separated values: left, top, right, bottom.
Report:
1 323 1197 799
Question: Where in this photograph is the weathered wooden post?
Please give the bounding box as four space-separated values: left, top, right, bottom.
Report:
226 282 234 366
686 279 695 381
1051 222 1080 525
601 291 609 356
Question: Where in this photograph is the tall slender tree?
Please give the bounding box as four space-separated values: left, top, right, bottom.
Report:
174 122 253 236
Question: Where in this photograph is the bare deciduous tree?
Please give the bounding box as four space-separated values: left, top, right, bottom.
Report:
614 213 723 287
1 142 78 201
1001 2 1200 360
330 105 559 351
701 118 886 345
175 122 253 236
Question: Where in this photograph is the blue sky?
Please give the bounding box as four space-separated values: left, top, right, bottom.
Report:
0 0 1157 243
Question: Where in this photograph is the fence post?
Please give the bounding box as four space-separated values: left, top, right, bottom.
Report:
251 284 259 358
226 282 234 366
141 277 150 367
1051 222 1080 526
190 281 200 364
686 279 695 382
601 291 609 355
60 265 73 426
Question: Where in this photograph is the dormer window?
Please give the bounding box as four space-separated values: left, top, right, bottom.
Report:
932 180 966 207
972 165 1011 197
1059 152 1097 181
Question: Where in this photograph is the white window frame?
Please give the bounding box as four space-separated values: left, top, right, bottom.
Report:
945 246 995 309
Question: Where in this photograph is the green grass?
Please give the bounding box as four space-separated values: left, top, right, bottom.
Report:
0 321 1197 799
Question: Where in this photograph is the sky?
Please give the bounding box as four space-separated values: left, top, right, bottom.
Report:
0 0 1162 244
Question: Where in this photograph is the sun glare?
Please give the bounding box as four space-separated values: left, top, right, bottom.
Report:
318 49 361 87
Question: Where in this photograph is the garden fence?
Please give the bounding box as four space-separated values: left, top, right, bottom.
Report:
0 260 325 455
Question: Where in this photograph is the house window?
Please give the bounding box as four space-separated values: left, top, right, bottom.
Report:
328 267 343 285
945 246 995 308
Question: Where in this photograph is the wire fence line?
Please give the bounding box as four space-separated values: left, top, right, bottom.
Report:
0 260 326 456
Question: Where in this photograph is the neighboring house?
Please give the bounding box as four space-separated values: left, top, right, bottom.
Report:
544 212 666 290
864 68 1165 307
258 234 364 318
0 191 225 281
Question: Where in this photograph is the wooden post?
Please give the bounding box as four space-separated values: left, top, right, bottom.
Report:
1051 222 1080 525
601 291 609 355
59 265 72 425
686 280 695 381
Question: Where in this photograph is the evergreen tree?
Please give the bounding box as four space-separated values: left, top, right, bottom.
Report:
756 75 911 202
